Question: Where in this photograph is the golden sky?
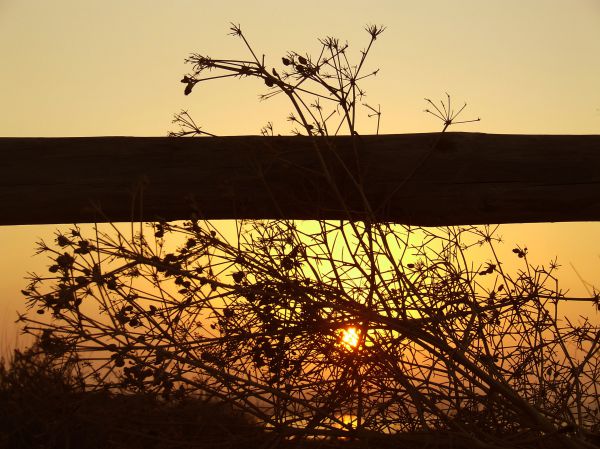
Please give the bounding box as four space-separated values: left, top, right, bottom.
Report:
1 0 599 343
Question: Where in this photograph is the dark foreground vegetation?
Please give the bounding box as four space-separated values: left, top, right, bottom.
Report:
0 345 266 449
2 342 599 449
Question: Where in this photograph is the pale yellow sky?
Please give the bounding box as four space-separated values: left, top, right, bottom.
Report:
1 0 599 344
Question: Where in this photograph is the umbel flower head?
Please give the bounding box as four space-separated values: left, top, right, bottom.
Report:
424 92 480 131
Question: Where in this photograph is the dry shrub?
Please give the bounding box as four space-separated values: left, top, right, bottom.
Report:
0 341 266 449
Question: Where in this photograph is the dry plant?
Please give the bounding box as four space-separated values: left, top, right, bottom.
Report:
18 25 600 449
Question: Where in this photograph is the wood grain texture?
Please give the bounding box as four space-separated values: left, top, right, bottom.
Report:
1 133 599 226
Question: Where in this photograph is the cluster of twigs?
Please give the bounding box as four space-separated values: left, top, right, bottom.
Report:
171 23 385 138
18 25 600 449
19 221 600 448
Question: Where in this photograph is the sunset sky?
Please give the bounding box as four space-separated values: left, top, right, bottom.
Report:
1 0 599 343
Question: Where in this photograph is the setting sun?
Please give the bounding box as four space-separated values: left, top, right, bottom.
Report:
339 326 360 350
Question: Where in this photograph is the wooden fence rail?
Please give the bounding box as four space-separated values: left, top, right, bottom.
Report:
1 133 599 226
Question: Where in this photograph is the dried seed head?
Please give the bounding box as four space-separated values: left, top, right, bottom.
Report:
365 24 386 40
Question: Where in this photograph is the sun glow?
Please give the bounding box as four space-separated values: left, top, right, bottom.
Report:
339 326 360 350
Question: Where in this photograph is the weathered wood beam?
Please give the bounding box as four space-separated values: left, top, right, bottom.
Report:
1 133 599 226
